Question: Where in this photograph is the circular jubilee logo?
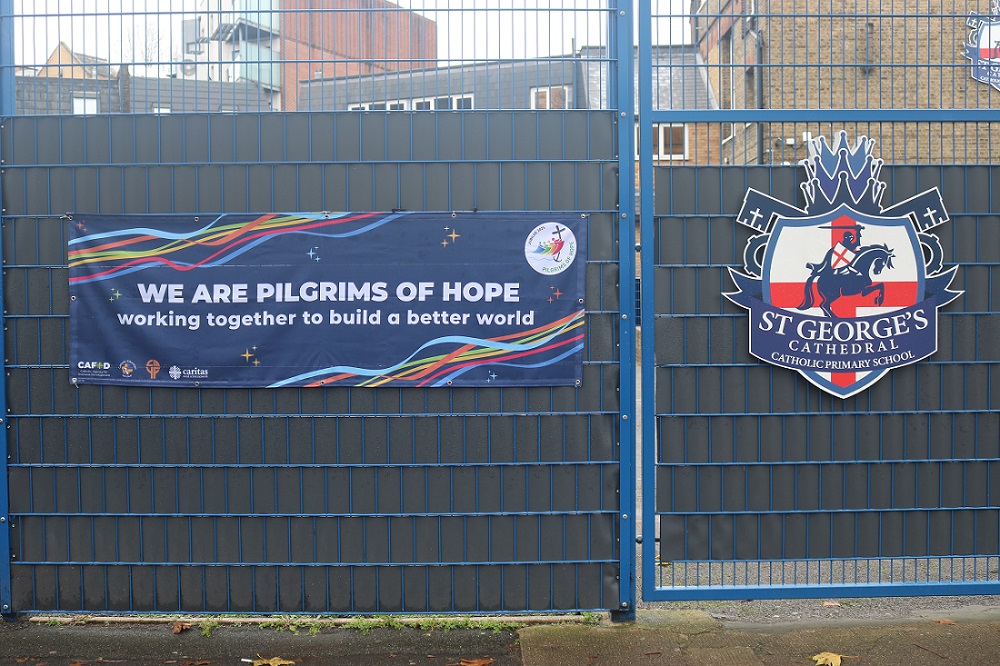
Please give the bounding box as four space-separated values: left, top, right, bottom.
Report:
524 223 578 275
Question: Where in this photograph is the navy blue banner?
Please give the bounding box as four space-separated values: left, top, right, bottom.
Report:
747 297 939 373
68 212 587 388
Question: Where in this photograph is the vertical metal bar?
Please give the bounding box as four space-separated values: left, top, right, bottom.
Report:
614 0 637 621
0 0 11 117
637 0 655 606
0 0 11 618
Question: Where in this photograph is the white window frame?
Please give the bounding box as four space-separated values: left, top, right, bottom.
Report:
151 105 171 114
72 95 98 115
530 85 570 109
412 94 474 110
634 123 689 161
348 100 409 111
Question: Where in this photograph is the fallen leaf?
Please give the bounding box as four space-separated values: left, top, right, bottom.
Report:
933 618 956 625
460 660 494 666
251 658 295 666
822 601 841 607
810 652 859 666
643 651 662 655
171 622 192 635
180 661 212 665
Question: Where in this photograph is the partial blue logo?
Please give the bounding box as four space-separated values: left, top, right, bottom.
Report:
726 132 962 399
966 1 1000 90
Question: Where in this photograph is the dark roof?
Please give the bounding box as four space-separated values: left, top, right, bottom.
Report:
579 45 718 111
299 58 582 110
15 74 273 114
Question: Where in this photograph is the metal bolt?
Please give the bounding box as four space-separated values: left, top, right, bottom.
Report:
0 517 5 522
621 602 628 608
2 605 8 611
622 414 628 420
620 111 626 117
622 314 628 319
622 514 628 520
620 10 625 15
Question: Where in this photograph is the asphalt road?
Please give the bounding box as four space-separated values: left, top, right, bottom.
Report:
0 621 521 666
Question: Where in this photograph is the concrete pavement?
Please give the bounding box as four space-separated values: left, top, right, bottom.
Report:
4 605 1000 665
520 606 1000 665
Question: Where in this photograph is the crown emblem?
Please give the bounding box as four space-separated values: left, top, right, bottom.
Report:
800 131 886 215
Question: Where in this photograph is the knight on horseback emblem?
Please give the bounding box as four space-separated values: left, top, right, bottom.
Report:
725 132 961 399
798 223 899 319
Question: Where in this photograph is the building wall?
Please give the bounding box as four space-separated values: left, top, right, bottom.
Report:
696 0 1000 164
280 0 437 111
37 43 115 81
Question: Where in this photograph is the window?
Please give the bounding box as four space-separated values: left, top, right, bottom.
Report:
719 31 736 144
412 94 473 110
72 96 98 114
634 124 688 161
531 85 569 109
151 105 170 114
348 100 408 111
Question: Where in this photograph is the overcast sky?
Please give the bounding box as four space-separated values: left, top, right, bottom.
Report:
14 0 688 69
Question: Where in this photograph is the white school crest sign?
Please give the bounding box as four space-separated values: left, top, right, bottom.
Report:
966 1 1000 91
725 133 962 399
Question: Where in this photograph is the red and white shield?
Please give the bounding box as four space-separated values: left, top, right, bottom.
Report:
762 205 923 396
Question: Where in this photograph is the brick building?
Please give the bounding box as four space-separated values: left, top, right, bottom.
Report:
172 0 436 111
693 0 999 164
280 0 436 111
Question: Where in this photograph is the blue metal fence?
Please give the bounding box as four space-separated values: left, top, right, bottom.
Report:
0 1 637 618
639 0 1000 601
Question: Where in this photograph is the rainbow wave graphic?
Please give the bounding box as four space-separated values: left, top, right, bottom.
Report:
269 309 585 388
69 212 397 283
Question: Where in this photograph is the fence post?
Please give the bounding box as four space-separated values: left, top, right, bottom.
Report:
636 0 656 606
0 0 11 619
0 0 11 116
614 0 637 622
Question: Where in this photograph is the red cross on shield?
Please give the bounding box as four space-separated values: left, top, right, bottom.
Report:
829 242 856 269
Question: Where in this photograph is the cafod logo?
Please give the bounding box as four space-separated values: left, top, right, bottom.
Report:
966 1 1000 90
524 222 578 275
725 132 962 398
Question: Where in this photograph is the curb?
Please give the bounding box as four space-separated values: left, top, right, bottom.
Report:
26 613 602 628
